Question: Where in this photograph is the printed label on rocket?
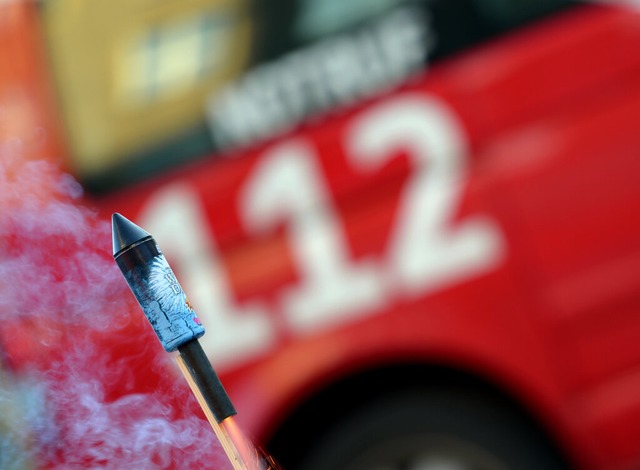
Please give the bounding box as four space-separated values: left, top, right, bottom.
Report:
123 253 205 352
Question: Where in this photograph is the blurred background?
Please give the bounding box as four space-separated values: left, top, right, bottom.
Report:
2 0 640 468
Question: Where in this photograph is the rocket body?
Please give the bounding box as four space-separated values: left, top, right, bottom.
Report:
111 213 237 422
112 213 204 352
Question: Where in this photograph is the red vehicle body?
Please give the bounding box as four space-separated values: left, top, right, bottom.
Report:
2 2 640 469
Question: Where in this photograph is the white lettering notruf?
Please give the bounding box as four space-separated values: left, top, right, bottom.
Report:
206 7 433 150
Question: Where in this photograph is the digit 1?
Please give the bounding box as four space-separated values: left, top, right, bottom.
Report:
240 139 384 333
139 183 275 369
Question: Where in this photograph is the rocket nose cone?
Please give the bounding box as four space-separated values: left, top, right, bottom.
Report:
111 213 152 256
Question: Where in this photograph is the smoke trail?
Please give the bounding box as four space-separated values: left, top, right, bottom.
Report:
0 154 231 468
0 155 128 330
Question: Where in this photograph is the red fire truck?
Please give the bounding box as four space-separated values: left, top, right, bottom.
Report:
3 1 640 469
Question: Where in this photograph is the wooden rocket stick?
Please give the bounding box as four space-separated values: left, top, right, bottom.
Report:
175 354 251 470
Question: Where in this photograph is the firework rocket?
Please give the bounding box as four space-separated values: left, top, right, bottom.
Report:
111 213 206 352
111 213 254 469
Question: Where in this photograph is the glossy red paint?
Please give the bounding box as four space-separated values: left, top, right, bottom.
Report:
92 6 640 469
4 3 640 469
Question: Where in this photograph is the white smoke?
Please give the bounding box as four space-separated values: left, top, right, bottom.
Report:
0 154 231 468
0 156 130 330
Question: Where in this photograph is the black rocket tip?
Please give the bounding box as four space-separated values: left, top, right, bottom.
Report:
111 213 152 257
